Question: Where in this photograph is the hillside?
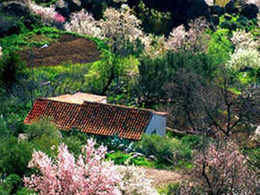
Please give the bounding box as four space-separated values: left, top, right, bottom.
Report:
0 0 259 194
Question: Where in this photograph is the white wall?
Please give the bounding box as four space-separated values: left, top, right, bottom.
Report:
145 114 166 136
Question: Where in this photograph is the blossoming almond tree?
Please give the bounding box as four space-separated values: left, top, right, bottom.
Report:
166 18 209 53
28 1 65 25
181 141 259 194
24 139 121 195
64 10 102 38
100 5 144 55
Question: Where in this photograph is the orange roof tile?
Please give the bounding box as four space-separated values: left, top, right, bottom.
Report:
24 98 158 140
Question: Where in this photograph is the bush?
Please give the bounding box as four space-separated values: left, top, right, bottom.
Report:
0 51 25 89
135 134 192 167
0 137 33 176
0 174 23 194
180 135 205 150
24 119 62 156
107 151 131 165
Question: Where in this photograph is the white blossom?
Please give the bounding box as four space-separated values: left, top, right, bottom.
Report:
227 48 260 70
231 30 259 50
64 10 102 38
117 166 159 195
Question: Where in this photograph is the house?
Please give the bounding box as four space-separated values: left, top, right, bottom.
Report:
24 93 167 140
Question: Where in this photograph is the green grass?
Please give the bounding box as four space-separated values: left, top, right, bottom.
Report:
106 151 155 168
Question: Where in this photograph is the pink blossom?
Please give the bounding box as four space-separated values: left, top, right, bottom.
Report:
24 139 121 195
54 13 65 23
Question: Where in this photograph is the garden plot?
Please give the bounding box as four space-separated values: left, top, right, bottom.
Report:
19 34 101 67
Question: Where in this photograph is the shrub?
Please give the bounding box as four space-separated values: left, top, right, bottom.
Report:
0 51 25 89
0 137 33 176
180 135 205 150
24 119 62 156
135 134 191 166
0 174 23 194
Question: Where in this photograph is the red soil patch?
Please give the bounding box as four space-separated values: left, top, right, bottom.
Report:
19 34 101 67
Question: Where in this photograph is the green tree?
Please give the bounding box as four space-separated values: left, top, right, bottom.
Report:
85 52 139 95
0 51 25 90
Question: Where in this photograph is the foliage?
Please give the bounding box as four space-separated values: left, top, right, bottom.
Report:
0 51 25 89
137 51 216 105
117 166 159 195
24 119 62 156
135 134 192 167
103 135 135 152
107 151 132 165
227 48 260 70
85 53 139 95
0 174 23 194
180 135 205 150
142 35 167 58
181 141 259 194
208 29 234 65
0 137 33 176
137 1 172 35
24 139 121 195
107 151 154 167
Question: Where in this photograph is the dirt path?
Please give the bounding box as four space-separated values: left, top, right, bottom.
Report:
143 167 185 186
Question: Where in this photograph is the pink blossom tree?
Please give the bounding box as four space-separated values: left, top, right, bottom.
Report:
166 18 209 53
24 139 121 195
181 141 259 194
27 1 65 26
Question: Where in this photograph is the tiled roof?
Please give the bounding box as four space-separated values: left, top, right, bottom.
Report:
75 102 152 140
24 98 159 140
24 98 81 130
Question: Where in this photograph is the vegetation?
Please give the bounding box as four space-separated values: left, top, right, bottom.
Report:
0 0 259 194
